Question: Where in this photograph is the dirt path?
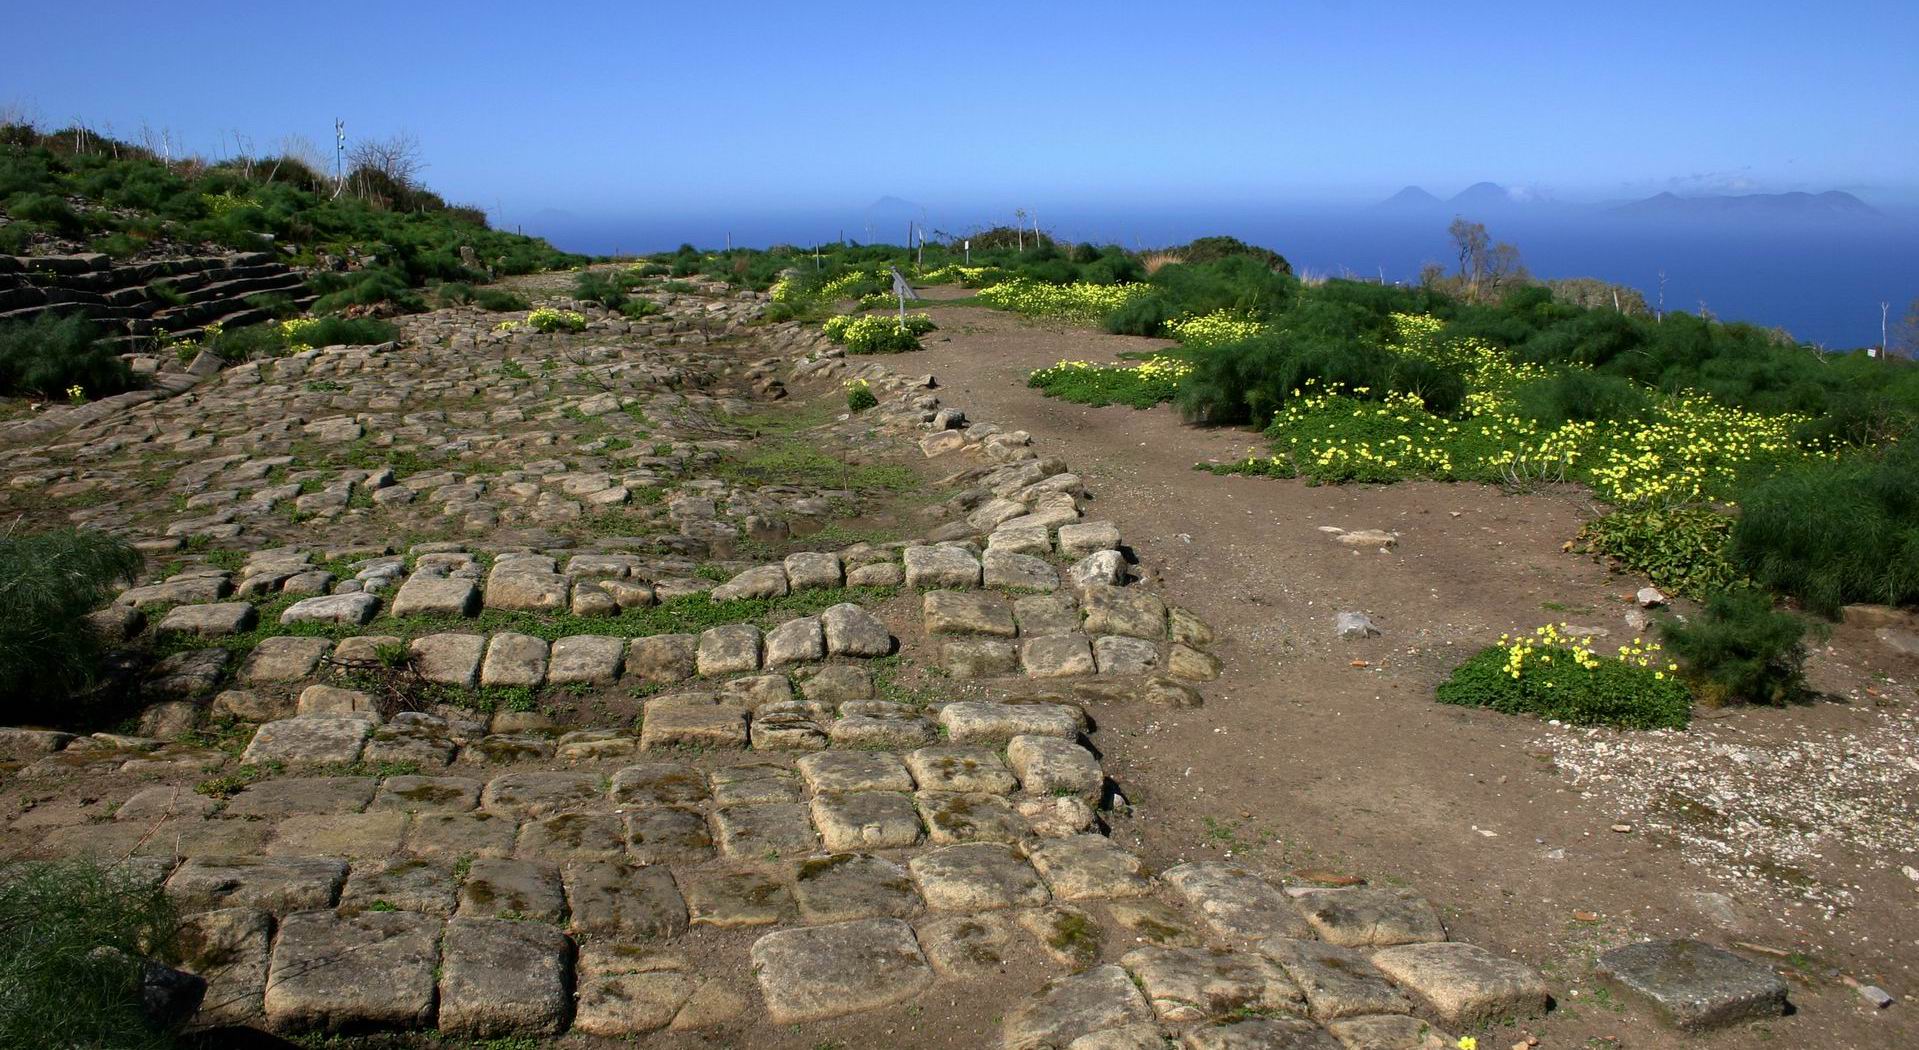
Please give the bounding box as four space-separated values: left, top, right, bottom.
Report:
880 292 1919 1050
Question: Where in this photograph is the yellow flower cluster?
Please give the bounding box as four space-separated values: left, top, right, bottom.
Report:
768 276 799 304
500 308 587 334
975 278 1147 324
821 269 884 300
1499 623 1678 681
1166 310 1267 347
916 264 1003 287
279 317 321 348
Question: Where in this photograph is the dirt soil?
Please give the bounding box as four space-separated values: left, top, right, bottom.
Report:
871 289 1919 1050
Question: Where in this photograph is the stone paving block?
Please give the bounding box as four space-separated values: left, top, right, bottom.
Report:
456 857 566 923
1162 862 1313 941
554 729 637 762
1369 942 1551 1029
1325 1014 1456 1050
797 750 914 793
1083 585 1167 640
1015 592 1081 637
1008 734 1105 800
406 812 518 858
940 700 1080 744
910 842 1050 911
828 707 938 748
1094 635 1162 675
764 615 825 667
1291 888 1445 947
481 632 549 687
484 569 570 612
330 634 404 666
711 564 788 602
811 791 924 851
904 544 982 588
240 718 371 765
241 636 333 683
718 672 793 708
822 602 894 656
145 648 230 700
983 549 1060 591
117 784 220 823
907 744 1020 793
389 574 479 617
750 917 936 1024
1003 964 1155 1050
793 852 922 923
1020 903 1106 969
610 762 709 805
167 856 347 913
363 723 458 768
224 776 376 818
1022 634 1098 677
920 791 1032 844
177 907 272 1027
461 733 555 764
1105 898 1208 948
783 551 844 590
1182 1018 1342 1049
437 917 574 1038
573 947 699 1035
1058 521 1121 558
268 812 407 859
409 633 486 688
916 911 1027 978
290 674 376 718
988 524 1053 556
1259 938 1412 1021
263 910 440 1032
516 813 627 861
696 623 762 675
1028 835 1151 900
1069 550 1127 589
279 592 380 627
1594 938 1788 1031
712 802 818 859
340 857 458 916
709 760 803 804
638 703 748 750
749 704 829 750
1169 643 1223 681
923 589 1017 636
627 634 697 683
480 771 603 818
683 866 793 928
623 807 715 864
563 860 688 938
941 637 1021 678
546 635 625 685
1121 944 1306 1023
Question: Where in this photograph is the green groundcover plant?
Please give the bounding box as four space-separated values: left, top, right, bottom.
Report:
1437 623 1691 729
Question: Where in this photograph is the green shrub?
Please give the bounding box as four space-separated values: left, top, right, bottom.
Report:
574 270 631 309
846 380 877 412
204 322 286 362
281 315 396 349
474 287 529 311
310 268 424 314
1512 369 1651 426
619 297 661 320
0 528 142 721
1176 235 1291 274
0 861 183 1050
1730 442 1919 616
1103 294 1181 337
1437 636 1691 730
5 191 84 235
1177 329 1465 425
1659 589 1823 706
0 313 135 398
1574 506 1742 599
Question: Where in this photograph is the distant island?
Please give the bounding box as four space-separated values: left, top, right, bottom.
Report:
1377 183 1878 222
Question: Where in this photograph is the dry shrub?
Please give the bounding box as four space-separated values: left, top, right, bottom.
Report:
1141 251 1183 275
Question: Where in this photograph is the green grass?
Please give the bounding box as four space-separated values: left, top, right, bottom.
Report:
0 861 183 1050
1437 643 1692 730
0 528 143 724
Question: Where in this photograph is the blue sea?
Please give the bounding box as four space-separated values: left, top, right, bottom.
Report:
520 205 1919 350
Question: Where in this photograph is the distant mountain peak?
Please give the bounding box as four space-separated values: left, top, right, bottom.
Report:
1378 186 1443 208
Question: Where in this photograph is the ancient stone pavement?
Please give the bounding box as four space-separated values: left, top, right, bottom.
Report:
0 274 1559 1048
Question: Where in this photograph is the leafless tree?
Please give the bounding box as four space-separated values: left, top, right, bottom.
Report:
1446 218 1524 302
348 131 427 190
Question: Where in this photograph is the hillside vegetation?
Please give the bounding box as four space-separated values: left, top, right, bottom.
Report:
0 120 583 396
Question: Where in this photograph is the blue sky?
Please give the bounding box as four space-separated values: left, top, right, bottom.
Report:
8 0 1919 226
